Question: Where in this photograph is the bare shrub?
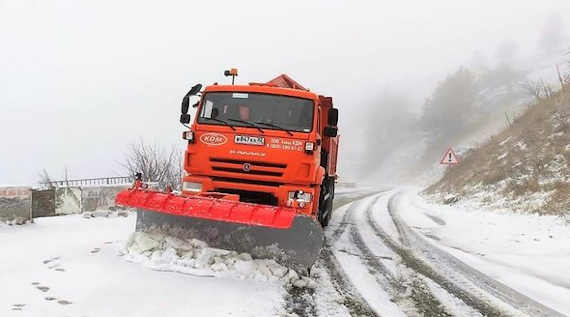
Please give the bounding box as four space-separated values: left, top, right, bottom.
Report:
543 182 570 215
121 140 184 190
505 178 540 197
552 110 569 132
518 79 553 101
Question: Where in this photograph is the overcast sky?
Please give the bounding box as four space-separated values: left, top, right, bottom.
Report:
1 0 569 185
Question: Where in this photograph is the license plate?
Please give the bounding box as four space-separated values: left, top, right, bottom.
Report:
234 135 265 146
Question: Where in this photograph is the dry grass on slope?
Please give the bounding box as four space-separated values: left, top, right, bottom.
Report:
425 88 570 216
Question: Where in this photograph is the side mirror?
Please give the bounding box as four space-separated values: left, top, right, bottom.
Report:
180 114 191 124
181 96 190 114
189 83 202 96
181 83 203 114
328 108 339 126
324 126 338 137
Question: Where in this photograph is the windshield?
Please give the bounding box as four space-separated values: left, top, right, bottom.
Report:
197 92 314 132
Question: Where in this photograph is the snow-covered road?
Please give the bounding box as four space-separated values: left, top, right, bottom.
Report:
1 188 568 316
319 189 570 317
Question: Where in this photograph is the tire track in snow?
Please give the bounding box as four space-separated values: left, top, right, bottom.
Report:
319 248 377 317
349 195 453 317
283 191 382 317
319 192 387 316
363 195 504 316
380 192 566 317
325 192 414 316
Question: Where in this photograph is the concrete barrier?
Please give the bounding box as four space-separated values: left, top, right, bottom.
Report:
81 186 127 212
55 187 82 215
32 189 55 218
1 184 129 221
0 187 32 223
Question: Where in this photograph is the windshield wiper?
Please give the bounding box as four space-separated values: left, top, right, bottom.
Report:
254 121 294 136
227 119 265 133
204 117 236 130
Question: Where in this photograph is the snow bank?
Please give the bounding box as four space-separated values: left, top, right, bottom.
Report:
121 231 316 288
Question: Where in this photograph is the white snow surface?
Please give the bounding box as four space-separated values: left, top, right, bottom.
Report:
397 188 570 316
0 214 287 317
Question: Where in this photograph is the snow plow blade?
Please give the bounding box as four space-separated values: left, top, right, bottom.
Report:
116 188 324 270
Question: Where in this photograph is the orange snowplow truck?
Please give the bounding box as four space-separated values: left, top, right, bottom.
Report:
116 71 339 270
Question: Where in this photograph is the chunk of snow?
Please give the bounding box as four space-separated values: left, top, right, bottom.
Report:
129 232 161 253
123 231 304 285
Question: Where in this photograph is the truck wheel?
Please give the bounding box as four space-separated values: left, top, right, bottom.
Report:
318 179 334 227
324 182 335 225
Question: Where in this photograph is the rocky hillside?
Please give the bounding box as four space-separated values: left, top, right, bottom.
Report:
425 85 570 217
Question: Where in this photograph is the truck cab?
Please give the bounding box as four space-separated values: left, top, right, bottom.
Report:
180 74 339 226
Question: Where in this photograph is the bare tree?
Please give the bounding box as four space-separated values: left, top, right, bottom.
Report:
121 140 184 190
38 169 55 188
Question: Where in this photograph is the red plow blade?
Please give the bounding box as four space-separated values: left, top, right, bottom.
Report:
116 188 324 271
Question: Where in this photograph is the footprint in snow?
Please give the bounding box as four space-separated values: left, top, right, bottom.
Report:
42 257 60 265
43 296 73 305
32 283 73 305
36 286 50 292
42 256 66 271
11 304 25 311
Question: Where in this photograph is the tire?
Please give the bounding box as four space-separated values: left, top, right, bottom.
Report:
318 179 334 227
324 182 335 225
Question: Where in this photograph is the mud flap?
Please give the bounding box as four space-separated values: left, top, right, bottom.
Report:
135 208 324 271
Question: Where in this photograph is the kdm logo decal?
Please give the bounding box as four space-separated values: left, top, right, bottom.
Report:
200 133 227 146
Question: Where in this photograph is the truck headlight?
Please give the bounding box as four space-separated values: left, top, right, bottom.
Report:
182 131 194 142
288 190 312 203
305 141 314 152
183 182 202 192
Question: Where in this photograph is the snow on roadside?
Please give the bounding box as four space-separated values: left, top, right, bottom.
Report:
0 214 290 317
398 188 570 316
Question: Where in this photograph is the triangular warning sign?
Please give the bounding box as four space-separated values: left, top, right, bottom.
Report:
440 147 459 165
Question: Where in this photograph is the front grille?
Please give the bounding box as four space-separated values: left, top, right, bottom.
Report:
210 158 286 168
212 167 282 177
209 157 287 178
211 176 282 187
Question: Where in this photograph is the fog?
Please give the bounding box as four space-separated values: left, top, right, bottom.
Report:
1 0 569 185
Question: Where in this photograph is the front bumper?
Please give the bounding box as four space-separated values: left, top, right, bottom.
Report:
182 175 317 215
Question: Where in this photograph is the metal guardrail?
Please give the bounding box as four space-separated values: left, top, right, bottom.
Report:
42 176 133 188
